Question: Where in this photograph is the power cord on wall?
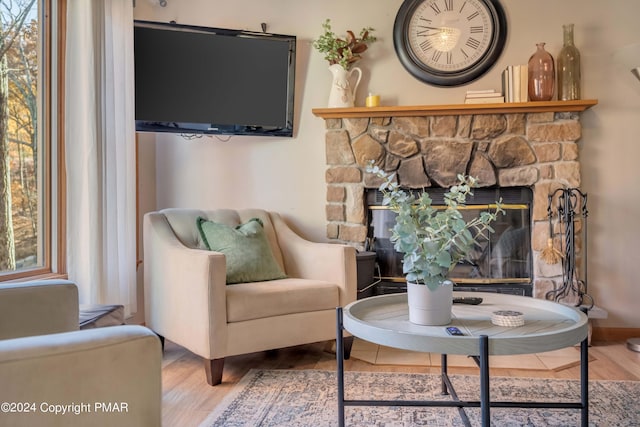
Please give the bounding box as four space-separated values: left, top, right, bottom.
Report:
179 134 233 143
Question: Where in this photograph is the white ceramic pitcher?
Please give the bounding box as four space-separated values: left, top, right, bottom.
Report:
327 64 362 108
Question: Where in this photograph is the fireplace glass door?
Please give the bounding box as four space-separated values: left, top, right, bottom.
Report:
367 187 533 295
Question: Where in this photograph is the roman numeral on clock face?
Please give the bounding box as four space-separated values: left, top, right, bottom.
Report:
420 39 434 52
466 37 480 50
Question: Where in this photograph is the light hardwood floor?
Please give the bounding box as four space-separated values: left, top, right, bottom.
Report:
161 339 640 426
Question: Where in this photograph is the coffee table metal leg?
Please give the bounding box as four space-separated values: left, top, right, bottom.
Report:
479 335 490 426
336 308 345 427
440 353 472 427
581 335 588 427
441 354 449 395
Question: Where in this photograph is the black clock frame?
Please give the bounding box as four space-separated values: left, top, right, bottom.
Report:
393 0 508 87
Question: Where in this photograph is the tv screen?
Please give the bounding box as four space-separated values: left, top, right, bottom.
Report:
134 21 296 137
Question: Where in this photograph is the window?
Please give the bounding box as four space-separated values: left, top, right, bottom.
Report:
0 0 60 280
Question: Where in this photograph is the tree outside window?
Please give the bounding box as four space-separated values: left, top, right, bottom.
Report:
0 0 44 275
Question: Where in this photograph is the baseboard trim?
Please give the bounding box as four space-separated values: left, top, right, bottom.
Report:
592 327 640 343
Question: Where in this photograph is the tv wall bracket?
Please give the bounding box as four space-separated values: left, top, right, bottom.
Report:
133 0 167 7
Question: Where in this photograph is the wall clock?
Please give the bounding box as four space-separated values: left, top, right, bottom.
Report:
393 0 507 87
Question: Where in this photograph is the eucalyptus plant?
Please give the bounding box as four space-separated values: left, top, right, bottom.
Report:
367 163 504 291
312 19 376 70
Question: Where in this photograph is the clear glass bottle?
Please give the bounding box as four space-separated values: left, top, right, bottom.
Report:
557 24 581 101
528 43 555 101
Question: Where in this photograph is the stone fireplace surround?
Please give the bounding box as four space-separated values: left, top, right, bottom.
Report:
313 101 596 300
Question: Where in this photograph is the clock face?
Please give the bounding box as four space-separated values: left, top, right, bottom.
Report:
394 0 507 86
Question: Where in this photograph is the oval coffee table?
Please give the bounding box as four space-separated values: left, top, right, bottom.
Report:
336 292 589 427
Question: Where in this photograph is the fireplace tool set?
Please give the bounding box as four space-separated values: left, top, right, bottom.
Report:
543 188 594 310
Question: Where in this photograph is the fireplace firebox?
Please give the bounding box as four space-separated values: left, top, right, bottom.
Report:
366 187 533 296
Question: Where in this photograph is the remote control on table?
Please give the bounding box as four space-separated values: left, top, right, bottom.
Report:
453 297 483 305
446 326 464 336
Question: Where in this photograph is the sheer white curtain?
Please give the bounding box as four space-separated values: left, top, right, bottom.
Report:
65 0 137 316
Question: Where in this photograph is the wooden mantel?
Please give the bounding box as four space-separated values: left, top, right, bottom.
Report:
312 99 597 119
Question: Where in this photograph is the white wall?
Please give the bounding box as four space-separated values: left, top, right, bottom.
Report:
135 0 640 329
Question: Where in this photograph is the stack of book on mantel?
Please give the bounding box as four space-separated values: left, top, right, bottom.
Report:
502 64 528 102
464 89 505 104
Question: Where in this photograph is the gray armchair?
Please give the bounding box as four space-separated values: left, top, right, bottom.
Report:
0 280 162 427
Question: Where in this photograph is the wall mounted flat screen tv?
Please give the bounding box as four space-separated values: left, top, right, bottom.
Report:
134 21 296 137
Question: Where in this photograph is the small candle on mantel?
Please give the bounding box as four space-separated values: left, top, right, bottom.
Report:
366 93 380 107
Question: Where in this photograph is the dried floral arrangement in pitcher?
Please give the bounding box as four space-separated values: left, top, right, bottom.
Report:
312 19 376 70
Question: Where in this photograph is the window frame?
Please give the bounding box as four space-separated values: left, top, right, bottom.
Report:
1 0 66 282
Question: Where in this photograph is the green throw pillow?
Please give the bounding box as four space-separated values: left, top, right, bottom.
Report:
196 217 287 284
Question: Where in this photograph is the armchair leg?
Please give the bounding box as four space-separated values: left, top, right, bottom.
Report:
343 336 354 360
204 358 225 386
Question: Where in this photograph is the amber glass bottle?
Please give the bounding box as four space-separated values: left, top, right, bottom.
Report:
528 43 555 101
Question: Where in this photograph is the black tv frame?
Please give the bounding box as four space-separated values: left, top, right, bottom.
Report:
134 20 296 137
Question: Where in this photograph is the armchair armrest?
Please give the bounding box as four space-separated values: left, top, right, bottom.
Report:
271 213 357 306
143 212 228 359
0 280 79 340
0 325 161 427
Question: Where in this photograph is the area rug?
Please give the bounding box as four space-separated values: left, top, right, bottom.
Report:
199 369 640 427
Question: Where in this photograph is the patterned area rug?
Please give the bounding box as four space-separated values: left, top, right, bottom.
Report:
200 369 640 427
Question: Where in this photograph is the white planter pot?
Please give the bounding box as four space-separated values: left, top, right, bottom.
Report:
406 281 453 326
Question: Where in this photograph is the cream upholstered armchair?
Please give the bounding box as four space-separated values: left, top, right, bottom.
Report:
0 280 162 427
144 208 357 386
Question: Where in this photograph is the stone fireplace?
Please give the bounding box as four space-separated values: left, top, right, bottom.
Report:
314 101 596 300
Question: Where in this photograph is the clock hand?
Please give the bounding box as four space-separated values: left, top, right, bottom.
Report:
417 27 458 38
